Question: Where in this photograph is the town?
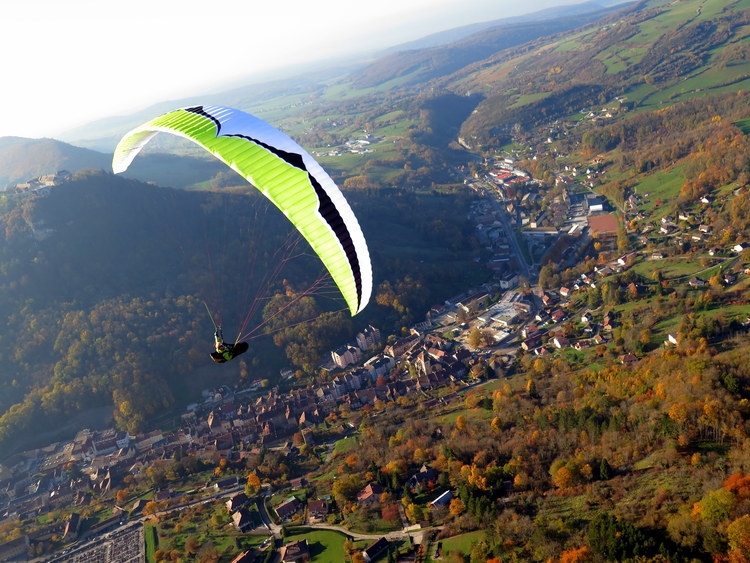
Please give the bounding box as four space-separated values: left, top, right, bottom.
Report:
4 121 750 561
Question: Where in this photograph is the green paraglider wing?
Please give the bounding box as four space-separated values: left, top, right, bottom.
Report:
112 105 372 315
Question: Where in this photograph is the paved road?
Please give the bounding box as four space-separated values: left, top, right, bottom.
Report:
493 198 533 281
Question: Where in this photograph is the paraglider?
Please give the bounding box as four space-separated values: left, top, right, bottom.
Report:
211 327 249 363
112 105 372 361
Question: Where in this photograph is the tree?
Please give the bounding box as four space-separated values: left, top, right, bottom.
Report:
599 458 612 480
617 225 630 254
245 473 261 496
115 489 128 506
468 328 482 349
143 501 159 517
560 546 593 562
449 498 465 516
185 535 201 555
525 378 538 398
727 514 750 555
405 502 425 522
587 513 655 560
693 487 736 523
552 466 575 489
455 415 467 432
332 475 361 505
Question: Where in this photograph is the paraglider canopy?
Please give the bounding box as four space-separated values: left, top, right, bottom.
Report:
112 105 372 316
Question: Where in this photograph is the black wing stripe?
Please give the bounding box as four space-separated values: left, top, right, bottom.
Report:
185 106 363 309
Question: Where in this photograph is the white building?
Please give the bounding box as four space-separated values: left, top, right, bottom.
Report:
356 325 382 351
331 344 362 369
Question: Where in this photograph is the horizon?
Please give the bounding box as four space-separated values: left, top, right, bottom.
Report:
4 0 594 140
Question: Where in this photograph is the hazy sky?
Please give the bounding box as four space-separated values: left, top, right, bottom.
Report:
3 0 583 139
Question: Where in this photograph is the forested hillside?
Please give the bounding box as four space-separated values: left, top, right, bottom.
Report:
349 7 618 89
452 0 750 146
0 171 484 455
0 138 110 187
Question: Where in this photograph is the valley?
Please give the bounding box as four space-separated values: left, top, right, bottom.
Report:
4 0 750 561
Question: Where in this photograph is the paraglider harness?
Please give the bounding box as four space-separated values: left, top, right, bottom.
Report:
206 304 249 363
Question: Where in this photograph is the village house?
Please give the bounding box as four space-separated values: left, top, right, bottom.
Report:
384 334 421 357
307 499 329 523
620 354 638 365
429 490 454 509
229 551 256 563
553 336 570 349
522 325 541 339
232 508 255 532
279 539 310 563
364 354 395 379
535 310 550 324
540 292 554 307
550 310 566 324
407 464 438 490
226 493 249 513
363 537 391 563
357 483 384 505
276 496 303 521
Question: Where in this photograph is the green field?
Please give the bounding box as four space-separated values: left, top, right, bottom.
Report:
633 164 685 218
597 46 649 75
651 301 750 340
438 404 494 426
509 91 551 108
630 255 717 281
439 530 485 556
145 524 158 562
735 117 750 134
333 435 360 456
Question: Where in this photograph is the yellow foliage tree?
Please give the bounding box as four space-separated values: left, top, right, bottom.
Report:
449 498 465 516
727 514 750 555
245 473 261 496
552 466 575 489
143 501 159 517
455 415 467 432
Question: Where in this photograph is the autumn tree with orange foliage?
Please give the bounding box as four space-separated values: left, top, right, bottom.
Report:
560 546 592 562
